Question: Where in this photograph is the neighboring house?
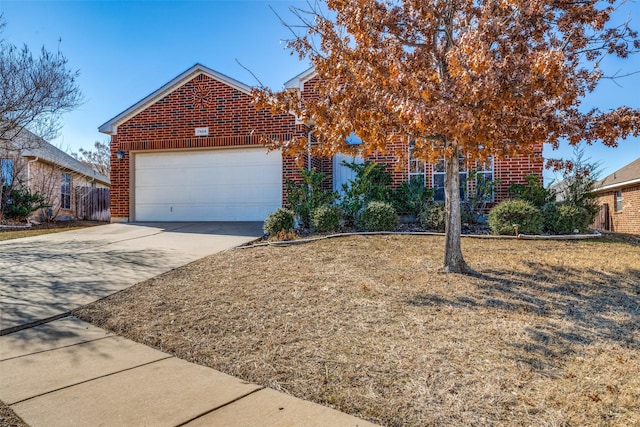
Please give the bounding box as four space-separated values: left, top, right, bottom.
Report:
99 64 543 223
592 157 640 234
1 129 110 220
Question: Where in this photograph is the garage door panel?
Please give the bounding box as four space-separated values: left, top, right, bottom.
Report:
134 148 282 222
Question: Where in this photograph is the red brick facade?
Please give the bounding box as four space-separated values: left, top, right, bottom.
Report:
103 65 543 222
595 186 640 234
297 74 544 205
106 69 302 221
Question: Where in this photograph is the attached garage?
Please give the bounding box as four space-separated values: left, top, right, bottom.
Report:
99 64 299 223
134 148 282 222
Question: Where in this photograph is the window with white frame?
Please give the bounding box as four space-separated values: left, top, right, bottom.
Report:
433 157 468 202
1 159 13 187
615 190 623 212
475 157 494 202
61 173 71 209
408 145 426 185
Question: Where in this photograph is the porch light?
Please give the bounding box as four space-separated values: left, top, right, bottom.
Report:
116 150 126 161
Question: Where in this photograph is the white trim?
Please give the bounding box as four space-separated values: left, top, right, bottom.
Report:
98 64 253 135
284 67 316 90
595 177 640 192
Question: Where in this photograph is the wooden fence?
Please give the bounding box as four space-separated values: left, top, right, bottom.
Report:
75 187 110 221
592 203 610 231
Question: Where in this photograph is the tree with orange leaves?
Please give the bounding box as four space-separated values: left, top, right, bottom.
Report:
255 0 640 273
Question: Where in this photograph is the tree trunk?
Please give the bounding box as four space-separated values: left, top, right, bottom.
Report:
443 148 472 274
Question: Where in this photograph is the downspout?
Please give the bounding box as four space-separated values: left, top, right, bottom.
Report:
307 128 312 172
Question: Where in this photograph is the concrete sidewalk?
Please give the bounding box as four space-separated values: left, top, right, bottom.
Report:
0 317 376 427
0 223 377 426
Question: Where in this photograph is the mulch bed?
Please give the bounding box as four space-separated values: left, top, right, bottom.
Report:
75 235 640 426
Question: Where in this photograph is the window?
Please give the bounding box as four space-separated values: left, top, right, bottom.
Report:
408 145 426 185
615 190 623 212
61 173 71 209
1 159 13 187
433 157 467 202
475 157 494 202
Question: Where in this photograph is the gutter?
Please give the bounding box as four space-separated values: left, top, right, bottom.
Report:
595 177 640 193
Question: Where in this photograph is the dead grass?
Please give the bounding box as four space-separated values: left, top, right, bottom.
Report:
0 400 28 427
75 235 640 426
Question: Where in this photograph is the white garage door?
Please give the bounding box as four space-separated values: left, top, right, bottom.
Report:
134 148 282 221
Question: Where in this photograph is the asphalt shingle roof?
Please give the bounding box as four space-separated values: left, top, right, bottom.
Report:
596 157 640 190
11 129 110 185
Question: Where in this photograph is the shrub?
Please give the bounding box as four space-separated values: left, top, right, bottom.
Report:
463 171 498 224
542 202 591 234
286 168 336 229
488 199 543 235
263 208 295 235
419 202 446 232
3 188 50 221
391 176 433 217
555 145 601 228
339 162 392 226
311 204 342 233
357 201 398 232
508 174 555 208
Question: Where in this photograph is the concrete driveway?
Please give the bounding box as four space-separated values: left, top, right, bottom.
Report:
0 222 263 334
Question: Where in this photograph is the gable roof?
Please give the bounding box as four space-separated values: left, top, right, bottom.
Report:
596 157 640 192
283 67 316 90
98 64 253 135
13 130 110 185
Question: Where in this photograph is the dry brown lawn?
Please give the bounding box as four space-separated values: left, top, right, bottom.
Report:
75 235 640 426
0 220 107 241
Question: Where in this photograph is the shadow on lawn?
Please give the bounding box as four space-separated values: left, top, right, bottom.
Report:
408 263 640 369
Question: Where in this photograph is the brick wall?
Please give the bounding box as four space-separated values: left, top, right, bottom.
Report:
595 186 640 234
109 72 301 221
298 75 544 203
109 69 544 220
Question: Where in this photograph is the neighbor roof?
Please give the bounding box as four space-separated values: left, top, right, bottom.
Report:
14 130 110 185
596 157 640 192
98 64 254 135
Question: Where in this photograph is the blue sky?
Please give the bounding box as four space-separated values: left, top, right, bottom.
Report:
1 0 639 184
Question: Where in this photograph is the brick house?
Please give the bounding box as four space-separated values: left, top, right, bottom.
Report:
1 129 110 220
99 64 543 223
592 157 640 234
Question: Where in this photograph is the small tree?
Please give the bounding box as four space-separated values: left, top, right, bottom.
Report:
74 141 110 177
559 145 601 225
0 15 82 218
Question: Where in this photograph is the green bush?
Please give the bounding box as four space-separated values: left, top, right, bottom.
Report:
311 205 342 233
419 202 446 232
488 199 543 235
4 188 49 221
508 174 555 208
339 162 392 226
542 202 591 234
263 208 295 235
357 201 398 232
391 176 433 217
286 168 336 229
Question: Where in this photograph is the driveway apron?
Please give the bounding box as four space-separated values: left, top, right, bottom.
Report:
0 222 263 334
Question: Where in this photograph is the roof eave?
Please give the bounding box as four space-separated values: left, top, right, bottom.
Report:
284 67 316 90
595 177 640 192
